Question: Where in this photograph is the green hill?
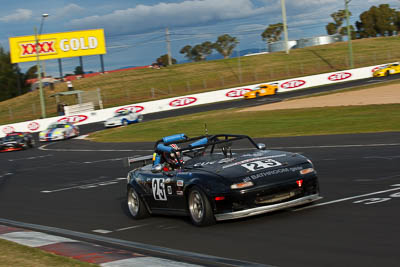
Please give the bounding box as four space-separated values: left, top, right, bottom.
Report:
1 36 399 125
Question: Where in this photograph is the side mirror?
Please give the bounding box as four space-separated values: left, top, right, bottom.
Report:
257 143 266 150
151 164 163 173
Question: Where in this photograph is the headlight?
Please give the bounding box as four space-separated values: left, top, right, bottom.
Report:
39 132 45 136
54 131 62 135
231 181 254 189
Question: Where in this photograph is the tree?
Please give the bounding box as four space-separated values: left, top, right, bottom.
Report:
261 23 283 43
213 34 238 59
74 66 84 75
0 46 29 101
325 10 347 35
155 54 177 66
179 41 214 62
356 4 398 38
24 65 38 80
325 10 356 39
193 41 214 61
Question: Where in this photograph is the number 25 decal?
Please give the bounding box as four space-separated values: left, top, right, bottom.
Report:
241 159 282 172
152 178 167 201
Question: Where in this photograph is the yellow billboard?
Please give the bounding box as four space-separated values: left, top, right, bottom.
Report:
9 29 106 63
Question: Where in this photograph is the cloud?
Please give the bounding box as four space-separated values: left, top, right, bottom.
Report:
68 0 267 35
0 9 32 22
55 3 85 19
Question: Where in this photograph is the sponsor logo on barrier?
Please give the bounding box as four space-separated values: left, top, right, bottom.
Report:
169 97 197 107
328 72 352 81
2 126 15 134
27 121 40 131
20 40 56 56
115 105 144 113
226 88 252 97
58 115 88 123
281 80 306 89
371 66 385 73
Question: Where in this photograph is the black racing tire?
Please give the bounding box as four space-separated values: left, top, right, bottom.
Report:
127 187 149 219
187 186 215 226
386 70 390 76
255 92 260 98
28 139 35 148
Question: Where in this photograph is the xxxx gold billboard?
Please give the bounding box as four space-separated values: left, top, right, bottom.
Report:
9 29 106 63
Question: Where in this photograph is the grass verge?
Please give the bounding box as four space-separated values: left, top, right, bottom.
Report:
88 104 400 142
0 238 97 267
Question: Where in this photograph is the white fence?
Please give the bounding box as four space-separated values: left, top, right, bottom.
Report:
64 102 95 116
0 63 389 138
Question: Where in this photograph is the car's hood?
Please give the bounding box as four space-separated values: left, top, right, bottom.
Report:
106 117 123 123
40 128 65 135
185 150 311 185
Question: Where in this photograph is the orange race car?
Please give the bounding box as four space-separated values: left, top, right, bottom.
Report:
243 83 279 99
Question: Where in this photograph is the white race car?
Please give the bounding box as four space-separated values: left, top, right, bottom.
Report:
104 110 143 128
39 122 79 142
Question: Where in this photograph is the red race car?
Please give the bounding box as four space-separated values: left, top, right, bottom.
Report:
0 132 35 152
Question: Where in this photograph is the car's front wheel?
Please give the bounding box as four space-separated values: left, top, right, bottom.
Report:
187 186 215 226
127 187 149 219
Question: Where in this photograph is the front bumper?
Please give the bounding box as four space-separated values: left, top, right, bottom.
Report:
214 193 321 221
373 72 384 77
0 146 23 152
40 135 64 142
104 121 122 127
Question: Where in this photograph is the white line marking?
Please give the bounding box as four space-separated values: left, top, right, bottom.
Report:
1 231 78 247
75 134 88 140
92 229 112 234
101 257 201 267
41 177 126 193
83 158 125 164
116 224 149 231
0 173 13 179
38 141 400 152
8 154 53 162
38 143 152 152
294 184 400 211
272 143 400 150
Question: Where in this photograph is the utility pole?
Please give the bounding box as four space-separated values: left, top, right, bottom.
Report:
281 0 289 54
165 27 172 66
34 26 46 119
345 0 354 68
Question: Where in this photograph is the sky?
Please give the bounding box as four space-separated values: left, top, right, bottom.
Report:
0 0 397 77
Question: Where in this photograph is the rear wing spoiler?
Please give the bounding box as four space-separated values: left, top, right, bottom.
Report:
125 154 154 167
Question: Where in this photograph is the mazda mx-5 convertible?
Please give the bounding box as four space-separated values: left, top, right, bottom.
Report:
126 134 321 226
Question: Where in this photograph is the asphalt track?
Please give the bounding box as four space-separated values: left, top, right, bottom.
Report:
1 75 400 266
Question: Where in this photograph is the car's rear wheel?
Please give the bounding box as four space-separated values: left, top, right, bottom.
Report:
28 139 35 148
127 187 149 219
137 115 143 123
188 186 215 226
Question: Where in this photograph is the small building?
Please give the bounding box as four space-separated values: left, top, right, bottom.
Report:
268 35 342 52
